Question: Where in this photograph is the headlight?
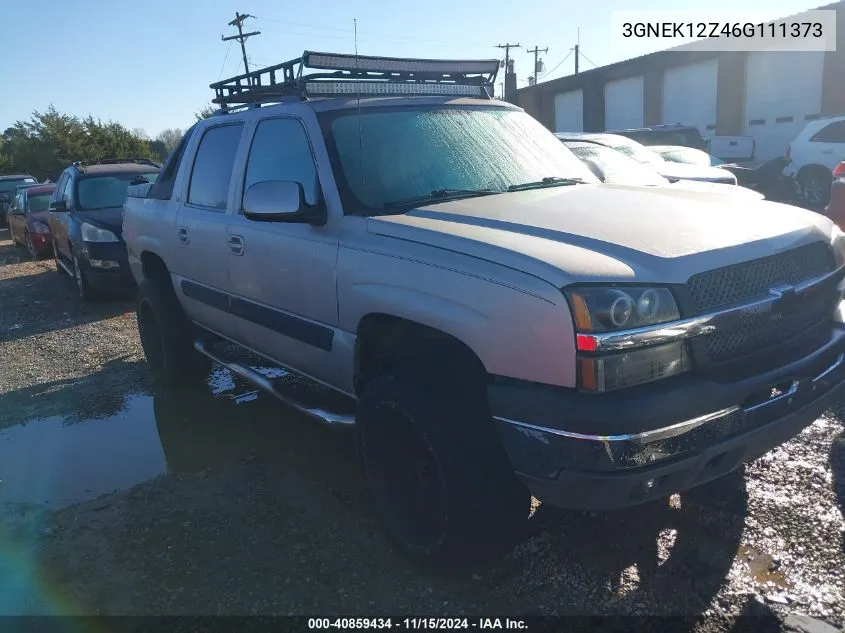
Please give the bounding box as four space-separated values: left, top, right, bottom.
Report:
565 286 680 332
31 221 50 234
565 285 689 393
80 222 118 243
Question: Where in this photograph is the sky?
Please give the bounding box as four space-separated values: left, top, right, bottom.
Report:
0 0 825 139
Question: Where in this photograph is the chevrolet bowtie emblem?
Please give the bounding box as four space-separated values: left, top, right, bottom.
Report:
769 284 800 317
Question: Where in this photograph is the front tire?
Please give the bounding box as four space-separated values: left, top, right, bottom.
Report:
53 238 65 274
25 232 38 259
798 166 832 209
357 370 529 574
72 250 95 301
136 278 211 388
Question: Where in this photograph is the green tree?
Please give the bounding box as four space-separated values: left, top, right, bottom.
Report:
0 106 153 180
195 104 217 121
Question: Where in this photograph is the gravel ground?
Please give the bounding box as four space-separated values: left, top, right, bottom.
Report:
0 227 843 631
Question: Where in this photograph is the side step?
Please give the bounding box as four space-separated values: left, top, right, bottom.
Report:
193 339 356 426
56 256 74 276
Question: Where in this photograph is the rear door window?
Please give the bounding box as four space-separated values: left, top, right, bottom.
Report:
149 125 195 201
811 121 845 143
187 123 244 210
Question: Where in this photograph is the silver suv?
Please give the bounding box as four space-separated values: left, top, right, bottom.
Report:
123 51 845 573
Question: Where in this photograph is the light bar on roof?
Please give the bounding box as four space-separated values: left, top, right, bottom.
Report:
304 52 500 76
304 81 490 97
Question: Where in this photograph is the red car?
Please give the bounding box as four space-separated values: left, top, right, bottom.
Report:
7 183 57 258
825 162 845 231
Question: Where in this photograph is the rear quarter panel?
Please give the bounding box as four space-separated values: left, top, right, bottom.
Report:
123 195 176 286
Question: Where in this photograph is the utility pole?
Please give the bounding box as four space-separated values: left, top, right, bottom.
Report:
495 42 521 72
222 12 261 79
526 46 548 83
574 27 580 75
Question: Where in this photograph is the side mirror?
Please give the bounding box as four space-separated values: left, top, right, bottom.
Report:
243 180 324 224
49 199 68 212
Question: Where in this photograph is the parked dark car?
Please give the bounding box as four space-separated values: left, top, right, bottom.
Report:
824 161 845 231
0 173 37 225
48 159 160 300
7 183 57 258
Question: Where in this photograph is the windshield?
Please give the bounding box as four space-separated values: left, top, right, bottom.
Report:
658 147 724 167
76 172 159 210
27 194 52 213
0 178 35 196
566 143 668 186
321 105 598 214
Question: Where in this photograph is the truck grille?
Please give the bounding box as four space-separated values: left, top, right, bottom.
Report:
687 242 836 363
687 241 834 312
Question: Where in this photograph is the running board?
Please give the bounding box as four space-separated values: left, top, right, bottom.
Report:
56 257 73 276
193 339 356 426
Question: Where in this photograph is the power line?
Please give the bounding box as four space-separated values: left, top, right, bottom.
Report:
538 48 574 80
222 12 261 78
258 15 489 46
526 46 548 85
495 42 521 69
218 40 233 80
578 49 598 68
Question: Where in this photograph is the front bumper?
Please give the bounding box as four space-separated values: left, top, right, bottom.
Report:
79 241 135 291
490 324 845 510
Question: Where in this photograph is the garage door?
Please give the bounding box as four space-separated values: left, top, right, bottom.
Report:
604 76 644 131
554 89 583 132
744 50 826 161
662 60 718 137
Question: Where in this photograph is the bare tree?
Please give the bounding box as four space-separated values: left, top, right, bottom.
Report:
132 127 149 140
156 128 184 155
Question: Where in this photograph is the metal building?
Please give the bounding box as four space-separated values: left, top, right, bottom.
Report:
517 1 845 161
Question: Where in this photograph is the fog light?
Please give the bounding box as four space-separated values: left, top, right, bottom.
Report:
89 259 120 270
578 341 691 392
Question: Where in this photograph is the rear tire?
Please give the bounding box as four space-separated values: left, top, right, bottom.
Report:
798 166 832 209
136 278 211 388
357 370 529 574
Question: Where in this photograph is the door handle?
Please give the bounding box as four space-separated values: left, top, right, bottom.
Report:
227 234 244 255
177 227 190 244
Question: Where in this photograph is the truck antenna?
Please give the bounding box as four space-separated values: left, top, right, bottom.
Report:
354 18 364 188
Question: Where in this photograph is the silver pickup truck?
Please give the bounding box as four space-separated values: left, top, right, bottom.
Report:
123 51 845 573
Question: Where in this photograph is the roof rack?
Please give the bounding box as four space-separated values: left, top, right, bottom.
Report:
72 158 161 168
210 50 500 106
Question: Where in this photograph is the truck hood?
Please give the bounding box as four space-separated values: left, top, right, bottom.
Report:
667 180 764 200
655 161 735 183
77 207 124 233
367 184 835 287
29 211 50 225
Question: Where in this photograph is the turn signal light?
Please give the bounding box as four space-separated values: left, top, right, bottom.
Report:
833 162 845 179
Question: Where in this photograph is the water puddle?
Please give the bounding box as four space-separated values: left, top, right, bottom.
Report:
0 395 166 510
0 365 351 511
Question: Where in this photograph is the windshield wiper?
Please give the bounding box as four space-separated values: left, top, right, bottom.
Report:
382 188 497 209
507 177 587 192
